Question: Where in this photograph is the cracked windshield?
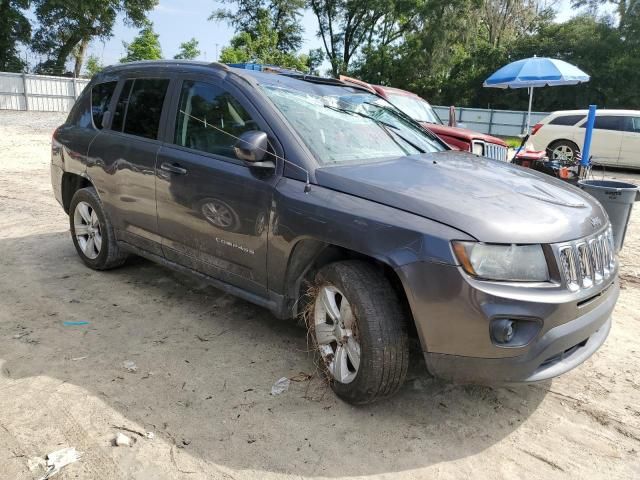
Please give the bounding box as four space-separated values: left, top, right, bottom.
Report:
261 85 445 164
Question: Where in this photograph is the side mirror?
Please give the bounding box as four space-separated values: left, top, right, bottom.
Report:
234 131 269 163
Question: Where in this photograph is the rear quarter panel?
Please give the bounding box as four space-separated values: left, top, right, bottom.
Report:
530 124 578 151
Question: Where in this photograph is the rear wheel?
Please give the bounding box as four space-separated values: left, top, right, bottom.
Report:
311 261 409 405
69 187 127 270
547 140 579 163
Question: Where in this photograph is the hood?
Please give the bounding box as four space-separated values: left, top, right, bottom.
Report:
423 123 507 146
314 151 607 244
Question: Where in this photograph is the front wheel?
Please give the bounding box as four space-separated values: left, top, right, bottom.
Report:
69 187 127 270
311 261 409 404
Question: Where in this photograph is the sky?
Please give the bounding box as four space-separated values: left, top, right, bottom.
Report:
23 0 611 74
86 0 324 67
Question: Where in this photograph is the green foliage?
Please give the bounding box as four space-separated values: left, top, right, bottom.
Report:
174 38 201 60
0 0 31 72
121 23 163 63
308 0 390 77
306 48 324 75
32 0 157 75
211 0 305 53
214 0 640 110
219 16 308 71
352 2 640 110
85 54 104 77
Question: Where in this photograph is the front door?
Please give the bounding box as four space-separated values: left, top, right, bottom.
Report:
87 76 171 256
155 78 277 295
574 115 624 167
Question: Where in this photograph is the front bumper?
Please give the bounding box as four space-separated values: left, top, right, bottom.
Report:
397 261 619 384
425 296 613 384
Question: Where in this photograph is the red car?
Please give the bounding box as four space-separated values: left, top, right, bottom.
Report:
340 76 508 161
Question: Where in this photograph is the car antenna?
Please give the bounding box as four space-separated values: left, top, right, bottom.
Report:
281 158 312 193
179 110 312 193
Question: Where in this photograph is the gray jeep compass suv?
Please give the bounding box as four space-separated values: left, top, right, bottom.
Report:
51 61 619 404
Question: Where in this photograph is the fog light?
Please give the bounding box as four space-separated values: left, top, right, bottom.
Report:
492 319 516 344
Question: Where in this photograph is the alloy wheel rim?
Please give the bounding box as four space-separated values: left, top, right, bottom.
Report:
73 201 102 260
313 285 361 384
552 145 574 162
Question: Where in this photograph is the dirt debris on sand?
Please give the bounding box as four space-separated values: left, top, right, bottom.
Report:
0 110 639 479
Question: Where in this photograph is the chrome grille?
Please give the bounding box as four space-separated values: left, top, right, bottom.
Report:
484 142 508 162
558 228 616 291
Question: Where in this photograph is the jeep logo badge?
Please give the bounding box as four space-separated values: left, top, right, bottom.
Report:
590 216 603 228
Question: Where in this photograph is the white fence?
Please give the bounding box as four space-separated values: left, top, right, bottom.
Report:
433 105 549 137
0 72 90 112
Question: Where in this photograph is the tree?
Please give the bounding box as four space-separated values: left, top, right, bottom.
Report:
481 0 556 48
351 0 482 89
219 16 308 70
309 0 385 77
174 38 201 60
120 23 163 63
306 47 324 75
309 0 433 77
211 0 305 53
32 0 157 75
0 0 31 72
85 54 104 77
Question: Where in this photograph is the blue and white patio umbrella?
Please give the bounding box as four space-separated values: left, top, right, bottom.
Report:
484 56 590 133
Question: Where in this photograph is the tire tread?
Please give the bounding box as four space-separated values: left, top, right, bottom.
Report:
314 260 409 404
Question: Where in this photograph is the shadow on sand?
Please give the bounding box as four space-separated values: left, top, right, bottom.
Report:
0 232 548 477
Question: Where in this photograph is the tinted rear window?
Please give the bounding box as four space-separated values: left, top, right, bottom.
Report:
91 81 117 129
579 115 625 131
549 114 585 126
111 78 170 139
66 91 92 128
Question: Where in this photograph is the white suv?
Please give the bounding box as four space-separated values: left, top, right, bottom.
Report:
528 109 640 170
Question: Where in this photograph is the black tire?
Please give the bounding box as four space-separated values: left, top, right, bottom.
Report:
547 139 580 163
69 187 127 270
311 261 409 405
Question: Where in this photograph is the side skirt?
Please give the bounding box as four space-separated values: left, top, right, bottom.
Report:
119 241 289 319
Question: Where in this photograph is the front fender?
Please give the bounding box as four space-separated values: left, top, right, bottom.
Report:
267 178 473 296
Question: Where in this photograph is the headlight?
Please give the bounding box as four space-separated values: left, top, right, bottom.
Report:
471 142 484 156
452 241 549 281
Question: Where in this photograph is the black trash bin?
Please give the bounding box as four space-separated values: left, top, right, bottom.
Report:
578 179 639 251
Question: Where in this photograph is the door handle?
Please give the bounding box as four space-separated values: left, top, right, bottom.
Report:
160 162 187 175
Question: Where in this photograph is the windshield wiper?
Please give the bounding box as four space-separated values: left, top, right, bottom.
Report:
364 102 444 144
323 104 426 154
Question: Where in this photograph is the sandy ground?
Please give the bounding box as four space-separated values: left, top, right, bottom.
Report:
0 110 639 480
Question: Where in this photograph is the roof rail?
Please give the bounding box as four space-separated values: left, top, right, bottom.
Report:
102 59 230 73
208 61 229 71
226 63 303 75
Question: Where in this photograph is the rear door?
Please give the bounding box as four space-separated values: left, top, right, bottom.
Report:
574 115 624 167
87 76 172 255
619 115 640 169
56 80 118 161
155 76 279 295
